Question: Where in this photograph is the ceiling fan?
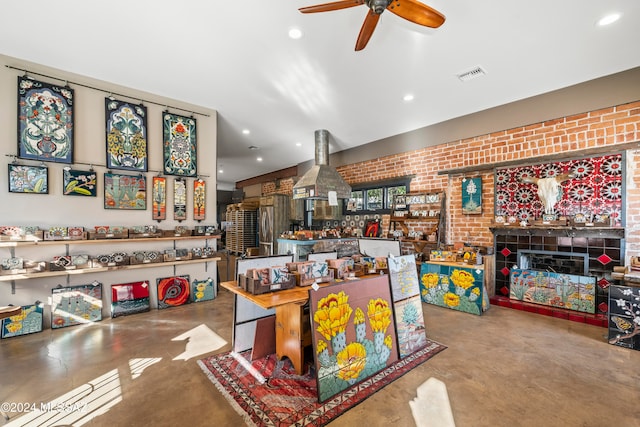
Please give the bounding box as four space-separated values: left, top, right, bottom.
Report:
299 0 446 51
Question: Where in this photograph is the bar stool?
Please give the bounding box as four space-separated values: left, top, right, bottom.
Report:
0 305 22 421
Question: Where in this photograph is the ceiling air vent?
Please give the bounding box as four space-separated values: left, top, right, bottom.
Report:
456 66 486 82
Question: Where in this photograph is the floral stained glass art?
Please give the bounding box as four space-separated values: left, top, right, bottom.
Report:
17 76 74 164
105 99 148 172
163 112 197 177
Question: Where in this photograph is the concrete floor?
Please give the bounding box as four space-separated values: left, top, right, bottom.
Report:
1 280 640 427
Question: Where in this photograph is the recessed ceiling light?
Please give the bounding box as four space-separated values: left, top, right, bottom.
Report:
248 145 259 150
403 94 414 102
242 129 250 135
597 13 621 26
218 169 223 174
289 28 303 39
295 142 302 147
257 157 263 162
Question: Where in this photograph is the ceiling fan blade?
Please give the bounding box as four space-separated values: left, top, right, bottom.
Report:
299 0 365 13
386 0 446 28
355 10 381 51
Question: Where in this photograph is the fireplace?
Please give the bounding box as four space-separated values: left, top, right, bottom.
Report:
490 226 625 322
518 250 588 276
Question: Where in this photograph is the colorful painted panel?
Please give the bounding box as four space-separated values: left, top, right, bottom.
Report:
388 255 427 358
395 295 428 358
495 154 622 223
157 275 191 309
63 168 97 196
191 277 215 303
8 164 48 194
388 255 421 301
17 76 74 164
310 276 399 402
51 282 103 329
152 176 167 220
420 263 485 315
174 179 187 220
1 304 43 338
104 173 146 210
111 281 150 318
462 177 482 214
608 284 640 350
105 98 148 172
163 112 197 177
510 269 596 313
193 179 206 221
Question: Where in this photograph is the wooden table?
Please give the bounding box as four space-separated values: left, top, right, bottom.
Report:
220 280 314 375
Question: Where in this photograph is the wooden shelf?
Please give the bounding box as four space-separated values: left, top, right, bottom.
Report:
0 257 221 282
0 234 219 248
389 216 440 222
389 191 446 252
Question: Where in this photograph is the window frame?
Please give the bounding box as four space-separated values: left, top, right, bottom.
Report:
343 178 411 215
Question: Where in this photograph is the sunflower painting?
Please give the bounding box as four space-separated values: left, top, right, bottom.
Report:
309 275 399 402
419 263 487 315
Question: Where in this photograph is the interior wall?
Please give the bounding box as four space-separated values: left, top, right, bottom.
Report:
0 54 218 228
0 54 219 317
327 67 640 170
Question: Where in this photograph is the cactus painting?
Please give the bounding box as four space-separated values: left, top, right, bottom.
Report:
309 276 398 402
509 269 596 313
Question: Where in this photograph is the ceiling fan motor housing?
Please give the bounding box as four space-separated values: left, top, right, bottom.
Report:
366 0 393 14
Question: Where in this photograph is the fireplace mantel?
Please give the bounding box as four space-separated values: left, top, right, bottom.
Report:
490 225 624 321
490 226 625 239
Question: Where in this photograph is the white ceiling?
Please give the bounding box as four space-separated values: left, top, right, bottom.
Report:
1 0 639 188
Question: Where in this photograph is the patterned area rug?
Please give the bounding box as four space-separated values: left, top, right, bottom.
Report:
197 339 446 426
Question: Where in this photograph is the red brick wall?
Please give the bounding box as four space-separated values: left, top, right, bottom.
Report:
258 101 640 260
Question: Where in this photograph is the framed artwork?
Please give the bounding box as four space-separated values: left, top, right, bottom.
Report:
51 282 103 329
152 176 167 220
193 179 206 221
494 154 622 222
191 277 215 303
174 178 187 221
419 263 486 315
309 276 399 402
1 304 44 338
105 98 148 172
104 172 146 210
8 164 48 194
17 76 74 164
157 275 191 309
388 255 427 358
462 177 482 214
63 168 97 196
163 112 197 176
111 281 151 318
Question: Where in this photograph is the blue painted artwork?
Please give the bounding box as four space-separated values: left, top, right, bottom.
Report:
51 283 103 328
1 304 44 338
510 269 596 313
420 263 486 315
462 177 482 214
191 277 215 303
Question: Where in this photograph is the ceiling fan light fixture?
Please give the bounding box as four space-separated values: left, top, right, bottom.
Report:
456 66 487 82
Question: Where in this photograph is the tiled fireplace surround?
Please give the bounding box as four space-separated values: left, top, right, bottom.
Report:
490 226 624 327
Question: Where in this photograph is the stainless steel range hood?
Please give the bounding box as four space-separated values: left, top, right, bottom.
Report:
292 129 352 200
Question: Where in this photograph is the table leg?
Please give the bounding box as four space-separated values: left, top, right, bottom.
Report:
275 302 309 375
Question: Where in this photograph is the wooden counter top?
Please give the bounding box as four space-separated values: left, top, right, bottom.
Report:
220 274 384 310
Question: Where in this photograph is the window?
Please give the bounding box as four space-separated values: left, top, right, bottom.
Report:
344 179 410 214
